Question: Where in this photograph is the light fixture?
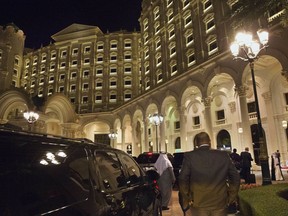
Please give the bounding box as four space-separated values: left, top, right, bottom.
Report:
230 29 271 185
23 111 39 124
108 131 118 139
282 120 287 129
148 113 164 152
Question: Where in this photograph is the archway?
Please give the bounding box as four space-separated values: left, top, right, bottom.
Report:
216 130 231 151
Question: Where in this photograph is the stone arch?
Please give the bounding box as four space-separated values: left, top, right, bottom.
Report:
44 93 76 123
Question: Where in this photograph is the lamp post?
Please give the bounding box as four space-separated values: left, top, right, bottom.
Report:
230 29 271 185
23 111 39 131
148 113 163 152
108 130 118 148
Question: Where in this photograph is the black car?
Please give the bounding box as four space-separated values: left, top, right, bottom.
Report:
136 152 174 172
0 128 162 216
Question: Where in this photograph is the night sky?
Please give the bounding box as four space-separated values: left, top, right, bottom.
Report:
1 0 142 49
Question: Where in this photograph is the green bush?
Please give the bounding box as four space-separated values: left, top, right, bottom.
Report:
238 183 288 216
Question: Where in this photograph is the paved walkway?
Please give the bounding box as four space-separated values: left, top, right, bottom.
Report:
162 169 288 216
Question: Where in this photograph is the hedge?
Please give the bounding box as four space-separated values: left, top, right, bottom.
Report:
238 183 288 216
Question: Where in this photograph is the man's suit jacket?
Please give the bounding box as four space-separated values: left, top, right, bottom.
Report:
240 151 253 168
178 146 240 211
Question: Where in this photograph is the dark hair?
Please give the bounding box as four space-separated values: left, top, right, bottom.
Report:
195 132 210 146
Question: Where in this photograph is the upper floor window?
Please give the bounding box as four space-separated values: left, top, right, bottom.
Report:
83 70 89 78
96 67 103 76
97 42 104 51
72 48 78 55
124 40 132 49
61 50 67 58
154 22 160 34
168 26 175 40
51 51 56 59
167 9 174 23
154 7 160 20
84 46 91 53
33 56 38 65
206 36 218 55
183 0 190 8
143 19 149 30
110 41 117 50
41 53 47 62
203 0 212 12
167 0 173 7
71 72 77 80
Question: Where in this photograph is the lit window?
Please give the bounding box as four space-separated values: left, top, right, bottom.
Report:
97 42 104 50
72 48 78 55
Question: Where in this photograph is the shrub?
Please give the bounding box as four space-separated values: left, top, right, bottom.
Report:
238 183 288 216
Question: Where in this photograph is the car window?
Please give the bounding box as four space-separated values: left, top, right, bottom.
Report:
137 154 159 164
118 152 142 185
95 150 126 191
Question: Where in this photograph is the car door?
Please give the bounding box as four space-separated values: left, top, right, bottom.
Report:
93 149 131 215
117 151 158 216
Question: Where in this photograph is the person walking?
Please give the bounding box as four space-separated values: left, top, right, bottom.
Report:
178 132 240 216
154 152 175 211
230 148 242 171
240 147 253 183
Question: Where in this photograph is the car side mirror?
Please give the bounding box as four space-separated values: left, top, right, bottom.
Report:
146 169 159 181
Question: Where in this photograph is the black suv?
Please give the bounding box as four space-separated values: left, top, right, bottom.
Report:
0 128 162 216
136 152 174 172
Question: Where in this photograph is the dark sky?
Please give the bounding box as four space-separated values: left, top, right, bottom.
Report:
1 0 142 49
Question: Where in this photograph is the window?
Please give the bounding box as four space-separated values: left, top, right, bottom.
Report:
124 40 132 49
171 62 177 76
72 60 78 66
183 0 190 8
51 51 56 59
25 60 30 68
167 9 174 23
59 74 65 81
124 52 132 61
96 80 103 89
175 121 180 130
97 54 103 62
60 62 66 68
83 83 89 91
83 70 89 77
70 84 76 92
124 66 132 74
168 27 175 39
143 19 149 30
145 79 150 90
95 95 102 102
33 56 38 65
157 70 163 83
206 36 218 55
97 42 104 51
95 151 126 190
155 38 161 50
84 58 90 64
154 22 160 34
205 14 215 33
156 53 162 66
247 102 256 113
110 41 117 49
59 86 64 93
203 0 212 12
14 57 19 66
124 92 132 101
61 50 67 58
41 54 47 62
169 43 176 57
184 14 192 27
193 116 200 125
110 53 117 61
154 7 160 20
96 67 103 76
84 46 91 53
71 72 77 80
186 31 194 45
48 87 53 96
49 75 54 83
72 48 78 55
110 80 117 88
187 52 196 66
82 96 88 103
50 63 55 71
70 97 75 104
110 67 117 75
118 152 142 185
217 110 225 120
109 92 117 102
124 80 132 87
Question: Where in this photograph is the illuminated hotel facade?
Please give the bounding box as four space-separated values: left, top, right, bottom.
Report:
1 0 288 168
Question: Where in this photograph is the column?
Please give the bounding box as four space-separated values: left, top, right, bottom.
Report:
202 97 214 146
159 115 166 152
236 85 254 155
179 106 187 150
121 126 126 151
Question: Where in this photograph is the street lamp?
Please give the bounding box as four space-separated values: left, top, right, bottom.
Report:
108 130 118 148
148 113 163 152
230 29 271 185
23 111 39 131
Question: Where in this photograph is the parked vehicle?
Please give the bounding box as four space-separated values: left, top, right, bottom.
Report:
0 128 162 216
136 152 174 172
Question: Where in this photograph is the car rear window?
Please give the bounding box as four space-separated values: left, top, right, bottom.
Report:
137 153 159 164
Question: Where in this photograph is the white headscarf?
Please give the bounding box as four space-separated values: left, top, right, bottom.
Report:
154 153 173 176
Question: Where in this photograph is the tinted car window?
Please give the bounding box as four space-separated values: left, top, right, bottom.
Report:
95 150 126 190
118 152 142 185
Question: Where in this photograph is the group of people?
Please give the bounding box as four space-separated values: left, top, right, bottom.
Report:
154 132 285 215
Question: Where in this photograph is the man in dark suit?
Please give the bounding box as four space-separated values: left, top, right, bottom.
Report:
240 147 253 183
178 132 240 216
